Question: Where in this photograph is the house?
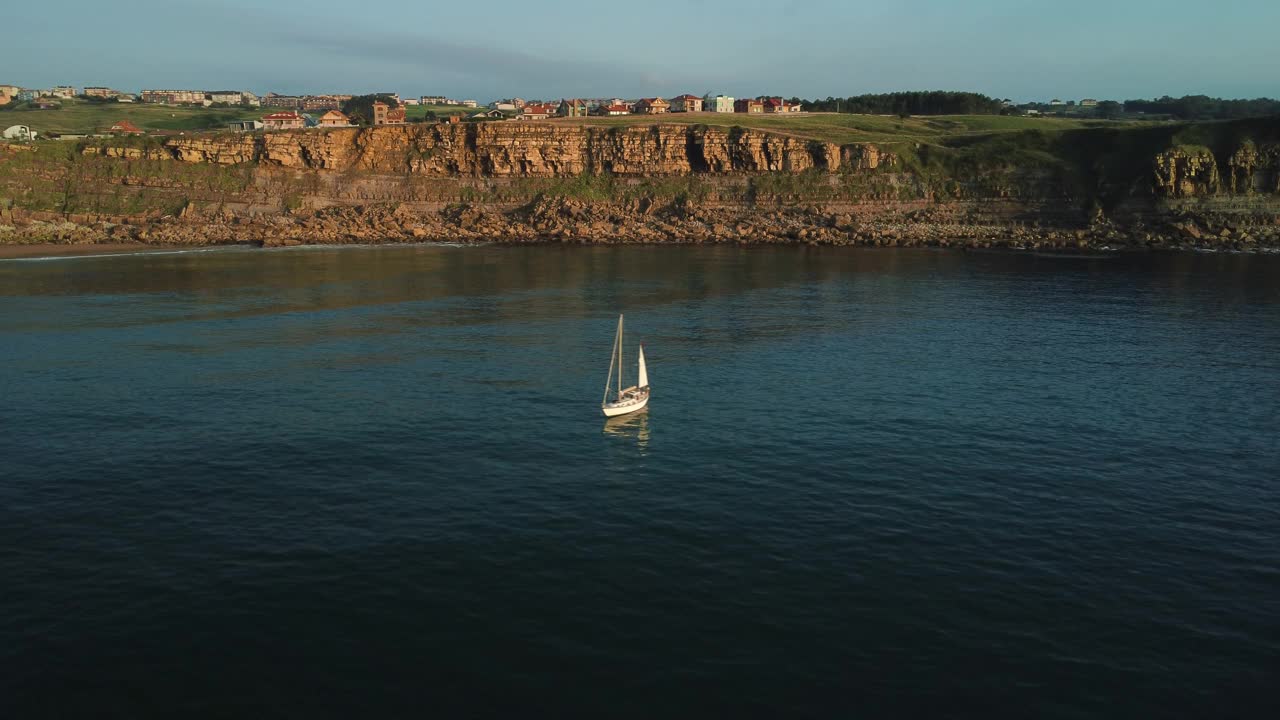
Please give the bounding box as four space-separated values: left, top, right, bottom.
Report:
318 110 353 127
372 101 406 125
83 86 121 98
262 111 305 130
734 98 764 114
1080 98 1099 107
227 120 264 132
262 94 303 109
592 103 631 116
762 97 798 113
519 103 556 120
105 119 144 135
706 94 737 112
633 97 670 114
470 109 506 120
300 95 347 111
1049 99 1065 106
141 89 206 105
3 125 36 141
206 90 249 106
558 99 589 117
50 86 76 98
421 95 447 105
460 100 478 108
670 94 703 113
17 89 39 102
116 95 136 103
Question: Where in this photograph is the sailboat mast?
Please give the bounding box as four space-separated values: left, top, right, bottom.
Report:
603 316 619 406
617 314 624 393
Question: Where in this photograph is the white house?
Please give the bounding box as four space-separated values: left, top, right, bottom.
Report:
703 94 735 113
3 125 37 141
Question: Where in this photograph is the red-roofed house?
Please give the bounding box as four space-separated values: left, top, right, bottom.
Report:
318 110 353 127
519 104 556 120
263 111 305 130
105 119 143 135
670 94 703 113
633 97 670 114
373 101 406 126
762 97 800 113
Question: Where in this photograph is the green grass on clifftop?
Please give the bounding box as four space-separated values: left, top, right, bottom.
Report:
559 112 1117 146
0 98 265 135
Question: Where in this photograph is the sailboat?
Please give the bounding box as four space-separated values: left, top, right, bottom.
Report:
602 314 650 417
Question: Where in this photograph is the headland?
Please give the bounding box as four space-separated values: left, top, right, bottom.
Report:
2 114 1278 253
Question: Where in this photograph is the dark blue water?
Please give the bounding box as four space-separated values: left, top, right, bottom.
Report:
2 245 1278 718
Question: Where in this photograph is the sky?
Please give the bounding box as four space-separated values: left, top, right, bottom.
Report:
3 0 1278 102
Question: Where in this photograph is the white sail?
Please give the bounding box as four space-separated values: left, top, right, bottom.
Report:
637 345 648 389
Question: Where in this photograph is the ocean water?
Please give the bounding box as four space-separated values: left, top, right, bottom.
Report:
2 245 1278 718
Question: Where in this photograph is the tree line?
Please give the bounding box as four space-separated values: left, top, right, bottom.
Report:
1120 95 1280 120
798 92 1005 116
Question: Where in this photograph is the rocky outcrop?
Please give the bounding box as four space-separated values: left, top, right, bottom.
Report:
1227 142 1280 194
1154 147 1220 197
108 124 893 178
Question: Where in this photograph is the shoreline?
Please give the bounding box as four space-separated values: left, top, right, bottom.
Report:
4 237 1278 261
0 243 183 260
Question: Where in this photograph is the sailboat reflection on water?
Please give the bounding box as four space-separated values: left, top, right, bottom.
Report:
603 409 650 449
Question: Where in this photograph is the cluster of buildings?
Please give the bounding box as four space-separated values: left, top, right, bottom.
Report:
1 83 104 106
501 94 803 121
229 101 407 132
2 82 813 140
418 96 479 108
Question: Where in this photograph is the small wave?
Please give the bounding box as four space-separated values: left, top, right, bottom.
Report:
0 247 236 263
263 241 493 252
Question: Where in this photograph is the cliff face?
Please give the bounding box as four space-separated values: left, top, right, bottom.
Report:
12 118 1278 251
116 124 894 177
1154 143 1280 197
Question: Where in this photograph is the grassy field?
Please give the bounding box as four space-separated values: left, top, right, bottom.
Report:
0 98 264 134
554 112 1127 146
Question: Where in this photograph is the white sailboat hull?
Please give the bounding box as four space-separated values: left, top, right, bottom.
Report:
602 393 649 417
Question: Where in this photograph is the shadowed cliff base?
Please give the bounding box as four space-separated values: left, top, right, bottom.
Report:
1 116 1278 251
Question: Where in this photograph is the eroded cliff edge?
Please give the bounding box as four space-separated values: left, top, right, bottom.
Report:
87 123 892 176
3 118 1280 250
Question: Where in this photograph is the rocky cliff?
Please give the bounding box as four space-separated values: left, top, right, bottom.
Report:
87 124 894 177
8 117 1280 251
